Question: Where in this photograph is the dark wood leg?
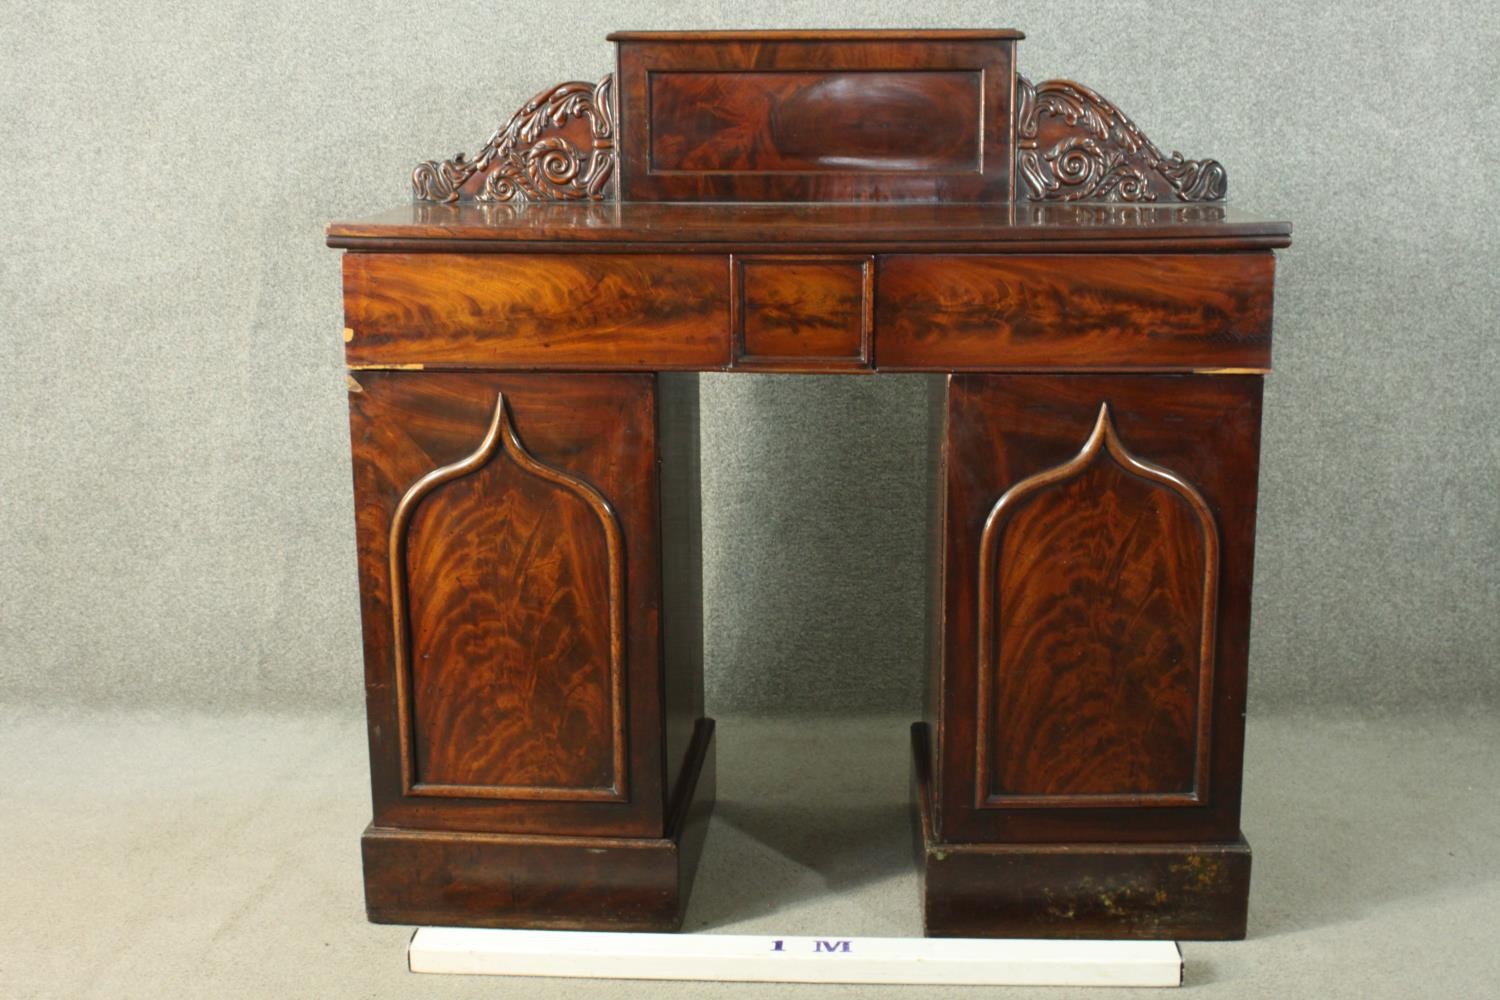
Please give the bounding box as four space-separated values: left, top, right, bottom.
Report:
348 371 713 929
918 374 1262 939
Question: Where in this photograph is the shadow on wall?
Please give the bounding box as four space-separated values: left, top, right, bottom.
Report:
699 374 941 717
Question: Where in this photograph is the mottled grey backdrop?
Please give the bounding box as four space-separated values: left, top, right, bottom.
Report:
2 2 1496 715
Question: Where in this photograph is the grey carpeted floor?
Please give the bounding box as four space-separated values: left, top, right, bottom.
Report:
3 706 1496 998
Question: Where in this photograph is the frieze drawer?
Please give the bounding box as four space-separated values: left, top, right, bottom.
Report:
343 253 731 370
875 253 1275 372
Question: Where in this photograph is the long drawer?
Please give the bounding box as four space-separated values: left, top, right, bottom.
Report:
343 253 731 369
875 253 1275 371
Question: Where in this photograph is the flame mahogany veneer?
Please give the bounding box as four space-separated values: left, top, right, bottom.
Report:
329 29 1290 940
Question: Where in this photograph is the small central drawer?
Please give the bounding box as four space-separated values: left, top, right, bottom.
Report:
731 255 874 371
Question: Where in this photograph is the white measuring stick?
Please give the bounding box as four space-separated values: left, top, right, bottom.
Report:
408 928 1183 987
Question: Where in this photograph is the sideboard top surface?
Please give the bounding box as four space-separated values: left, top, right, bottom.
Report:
326 202 1291 252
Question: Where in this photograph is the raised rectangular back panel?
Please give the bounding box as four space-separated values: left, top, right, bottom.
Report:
612 32 1019 202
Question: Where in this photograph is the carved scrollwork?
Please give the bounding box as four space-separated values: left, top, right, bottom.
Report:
1016 75 1226 203
412 75 615 203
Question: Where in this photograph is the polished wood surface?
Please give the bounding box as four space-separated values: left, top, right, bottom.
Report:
334 27 1288 940
329 201 1289 251
976 402 1216 807
614 34 1016 202
406 27 1227 209
347 372 672 837
343 253 728 370
341 249 1272 375
733 255 872 370
364 719 715 931
876 253 1275 371
397 390 627 800
647 71 983 174
934 374 1261 846
912 724 1250 939
657 374 708 801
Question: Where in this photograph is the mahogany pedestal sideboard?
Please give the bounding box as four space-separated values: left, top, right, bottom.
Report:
327 29 1291 940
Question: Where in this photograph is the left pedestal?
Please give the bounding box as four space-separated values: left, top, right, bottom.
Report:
347 371 713 929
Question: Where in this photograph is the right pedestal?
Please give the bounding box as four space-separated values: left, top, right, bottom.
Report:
918 374 1263 940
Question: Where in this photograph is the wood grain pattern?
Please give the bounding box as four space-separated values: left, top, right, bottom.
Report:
912 723 1250 940
343 254 729 370
733 255 872 370
397 31 1244 210
327 202 1291 253
934 374 1262 845
648 71 981 173
391 391 627 800
616 35 1015 202
342 250 1275 375
877 253 1276 371
363 719 716 930
348 372 667 837
975 403 1217 807
337 29 1288 937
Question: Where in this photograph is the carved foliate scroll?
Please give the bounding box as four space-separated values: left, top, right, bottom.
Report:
412 75 615 203
409 67 1229 204
1016 76 1227 203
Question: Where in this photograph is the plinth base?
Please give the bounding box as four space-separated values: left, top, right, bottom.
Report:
362 719 715 931
911 722 1249 940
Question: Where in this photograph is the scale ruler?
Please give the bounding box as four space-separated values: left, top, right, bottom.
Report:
408 928 1183 987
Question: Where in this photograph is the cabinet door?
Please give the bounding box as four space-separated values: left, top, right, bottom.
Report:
348 372 664 837
935 374 1261 844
